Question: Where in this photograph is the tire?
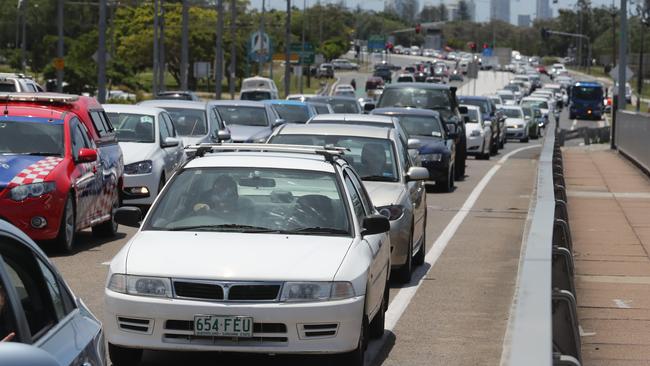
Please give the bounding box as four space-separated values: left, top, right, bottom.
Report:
369 283 388 339
108 344 143 366
437 166 454 193
490 132 499 155
531 126 540 140
455 135 466 181
520 137 529 143
158 175 166 194
569 113 575 120
340 316 367 366
92 191 119 237
55 195 75 253
394 230 413 283
413 211 426 266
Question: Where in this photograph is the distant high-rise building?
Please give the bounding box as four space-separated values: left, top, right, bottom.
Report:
384 0 419 22
536 0 552 20
446 0 476 21
490 0 510 23
518 14 531 27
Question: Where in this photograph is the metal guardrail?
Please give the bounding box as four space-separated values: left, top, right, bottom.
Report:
615 111 650 175
506 120 582 366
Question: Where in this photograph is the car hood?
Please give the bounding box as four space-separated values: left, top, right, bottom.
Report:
118 142 157 165
362 181 404 207
0 154 64 190
125 231 354 281
414 136 448 154
505 118 526 127
227 124 271 142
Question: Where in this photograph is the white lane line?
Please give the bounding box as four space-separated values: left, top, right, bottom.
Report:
384 144 542 330
101 261 111 266
613 299 632 309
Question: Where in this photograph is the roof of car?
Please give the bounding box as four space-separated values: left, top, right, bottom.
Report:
574 81 602 87
383 82 449 90
263 99 308 107
521 96 549 101
309 114 395 124
275 122 393 140
210 100 267 108
500 105 523 110
185 151 337 173
0 92 102 114
139 99 208 110
371 107 440 117
103 104 166 115
309 96 359 102
458 95 489 101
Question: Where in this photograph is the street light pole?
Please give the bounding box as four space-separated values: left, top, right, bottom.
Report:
57 0 64 92
216 0 224 99
153 0 159 96
284 0 291 98
98 0 107 103
21 0 27 73
230 0 237 99
159 2 166 93
181 0 189 90
259 0 265 76
300 0 306 94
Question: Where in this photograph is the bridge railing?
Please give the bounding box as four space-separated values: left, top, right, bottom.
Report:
616 110 650 175
505 119 582 366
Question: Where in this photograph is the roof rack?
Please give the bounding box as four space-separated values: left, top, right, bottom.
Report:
184 143 348 162
0 93 79 104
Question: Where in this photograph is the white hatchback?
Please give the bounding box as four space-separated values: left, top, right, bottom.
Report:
104 144 391 366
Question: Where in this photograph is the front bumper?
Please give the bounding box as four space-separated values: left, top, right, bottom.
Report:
122 173 157 206
104 289 364 354
388 213 412 268
0 191 65 241
420 159 449 181
506 128 526 139
465 135 483 153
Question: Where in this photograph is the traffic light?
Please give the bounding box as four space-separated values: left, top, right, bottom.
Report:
483 43 488 49
541 27 550 40
415 24 421 34
470 42 477 52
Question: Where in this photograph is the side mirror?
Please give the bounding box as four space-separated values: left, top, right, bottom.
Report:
213 129 231 142
363 103 376 113
77 148 97 163
445 123 457 134
405 166 429 181
162 137 180 147
273 118 286 128
458 106 468 114
463 116 470 123
114 206 143 228
407 138 421 150
361 214 391 236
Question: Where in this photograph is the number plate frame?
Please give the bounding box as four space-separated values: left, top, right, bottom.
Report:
193 315 254 338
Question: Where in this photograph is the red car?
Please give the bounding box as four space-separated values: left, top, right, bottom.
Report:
537 65 548 75
0 93 124 252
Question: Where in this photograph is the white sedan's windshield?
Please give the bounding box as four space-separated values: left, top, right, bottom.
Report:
502 108 524 119
146 167 350 235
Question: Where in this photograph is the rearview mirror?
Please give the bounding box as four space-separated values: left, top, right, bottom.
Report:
405 166 429 181
213 129 231 142
114 206 142 228
239 176 276 188
273 118 286 128
361 214 391 236
77 148 97 163
363 103 376 113
407 138 421 150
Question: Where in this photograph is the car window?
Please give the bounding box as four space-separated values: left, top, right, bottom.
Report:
502 108 524 119
164 108 208 136
0 266 19 342
89 111 107 136
159 114 171 141
0 240 62 341
209 108 223 131
109 113 156 143
99 111 115 132
0 119 64 156
71 119 92 160
36 259 69 320
344 174 365 223
162 113 177 137
215 106 269 127
396 115 444 137
378 87 452 110
346 168 373 214
271 104 311 124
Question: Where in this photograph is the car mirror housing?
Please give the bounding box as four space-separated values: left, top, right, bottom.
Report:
214 129 231 142
405 166 429 181
162 137 180 147
361 214 391 236
114 206 143 228
407 138 421 150
77 148 97 163
273 118 286 128
363 103 375 113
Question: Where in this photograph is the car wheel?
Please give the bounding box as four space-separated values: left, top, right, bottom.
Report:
395 230 413 283
108 344 143 366
56 195 75 253
499 134 505 149
92 191 119 237
340 316 367 366
569 113 575 120
455 137 466 181
413 211 426 266
520 137 529 143
369 282 388 339
490 134 499 155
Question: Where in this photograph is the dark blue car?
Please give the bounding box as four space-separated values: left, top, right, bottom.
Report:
569 81 604 120
372 108 457 192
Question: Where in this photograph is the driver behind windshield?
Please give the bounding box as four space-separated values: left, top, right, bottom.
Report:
358 143 388 178
193 175 252 220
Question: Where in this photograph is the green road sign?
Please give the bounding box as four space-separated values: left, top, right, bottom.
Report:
290 42 315 64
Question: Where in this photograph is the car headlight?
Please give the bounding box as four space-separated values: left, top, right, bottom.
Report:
10 182 56 201
124 160 153 175
419 153 442 162
107 274 172 298
377 204 404 220
280 281 355 302
470 129 481 137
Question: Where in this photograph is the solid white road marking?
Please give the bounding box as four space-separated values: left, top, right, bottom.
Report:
613 299 632 309
101 261 111 266
384 144 542 330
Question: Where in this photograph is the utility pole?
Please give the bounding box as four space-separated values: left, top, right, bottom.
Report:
230 0 237 99
284 0 291 98
259 0 265 76
57 0 64 92
216 0 224 99
318 0 322 45
636 3 648 112
153 0 159 96
300 0 306 94
613 0 628 149
159 2 166 93
20 0 27 73
181 0 189 90
98 0 107 102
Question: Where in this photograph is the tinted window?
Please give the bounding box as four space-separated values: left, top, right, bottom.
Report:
502 108 524 119
215 106 269 127
573 86 602 101
458 99 488 114
36 259 68 320
240 91 272 101
0 120 64 155
89 111 107 136
164 108 208 136
0 82 16 92
314 105 331 114
159 114 171 141
71 120 92 159
109 113 156 143
271 104 311 123
378 87 452 111
396 115 444 137
162 113 177 137
344 175 365 222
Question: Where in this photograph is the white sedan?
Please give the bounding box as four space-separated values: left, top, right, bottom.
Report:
463 105 492 160
105 144 391 366
104 104 185 206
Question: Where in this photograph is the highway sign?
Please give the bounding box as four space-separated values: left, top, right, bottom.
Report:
53 58 64 71
609 65 634 83
290 42 315 64
368 35 386 52
249 31 271 63
273 53 299 61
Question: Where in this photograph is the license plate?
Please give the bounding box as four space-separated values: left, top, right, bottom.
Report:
193 315 253 337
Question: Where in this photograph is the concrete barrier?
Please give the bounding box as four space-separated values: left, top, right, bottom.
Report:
616 111 650 175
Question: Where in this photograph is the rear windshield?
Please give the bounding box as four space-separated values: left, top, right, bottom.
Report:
397 115 444 137
458 99 488 114
0 83 16 92
502 108 524 119
240 91 272 101
573 86 602 100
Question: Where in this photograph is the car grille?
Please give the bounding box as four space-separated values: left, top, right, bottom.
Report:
163 320 288 345
172 280 281 302
117 316 153 334
298 323 339 339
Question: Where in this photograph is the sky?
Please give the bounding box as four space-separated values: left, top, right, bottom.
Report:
247 0 618 24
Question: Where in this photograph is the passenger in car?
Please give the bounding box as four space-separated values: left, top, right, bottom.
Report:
358 143 387 177
0 283 16 342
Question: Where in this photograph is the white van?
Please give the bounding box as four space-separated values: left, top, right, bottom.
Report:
239 76 280 101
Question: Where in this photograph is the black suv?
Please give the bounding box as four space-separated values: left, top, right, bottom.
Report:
375 83 467 181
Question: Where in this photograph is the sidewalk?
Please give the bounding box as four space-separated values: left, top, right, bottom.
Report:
563 145 650 365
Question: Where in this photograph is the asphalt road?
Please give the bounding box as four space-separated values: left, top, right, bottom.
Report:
48 65 550 366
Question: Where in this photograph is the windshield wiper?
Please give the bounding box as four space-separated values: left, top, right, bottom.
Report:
283 227 349 235
361 175 397 182
168 224 278 232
